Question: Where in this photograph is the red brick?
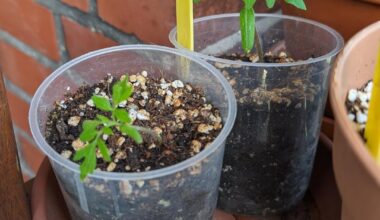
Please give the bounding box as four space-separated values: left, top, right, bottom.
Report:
97 0 242 46
62 0 89 12
18 135 44 174
0 41 51 95
62 17 117 58
6 91 31 137
0 0 59 60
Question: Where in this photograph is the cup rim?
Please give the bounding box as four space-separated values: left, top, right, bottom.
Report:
29 45 237 180
169 13 344 67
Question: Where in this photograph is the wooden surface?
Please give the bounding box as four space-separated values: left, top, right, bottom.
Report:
0 71 31 219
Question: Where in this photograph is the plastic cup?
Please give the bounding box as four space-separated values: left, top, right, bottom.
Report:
29 45 237 220
170 14 343 215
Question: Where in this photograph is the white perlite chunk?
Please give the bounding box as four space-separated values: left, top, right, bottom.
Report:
158 200 171 207
356 112 368 124
141 91 149 100
171 80 184 88
129 109 137 121
365 81 373 93
102 134 109 141
136 180 145 188
118 100 127 108
141 70 148 77
117 137 126 146
160 83 171 90
120 181 133 196
358 91 368 103
107 162 117 172
348 113 355 121
153 127 163 135
72 139 85 151
197 124 214 134
347 89 358 102
129 75 137 82
68 116 81 127
86 99 95 107
191 140 202 153
60 150 72 159
137 109 150 120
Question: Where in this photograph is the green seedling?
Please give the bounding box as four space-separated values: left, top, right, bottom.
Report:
74 75 142 180
194 0 306 55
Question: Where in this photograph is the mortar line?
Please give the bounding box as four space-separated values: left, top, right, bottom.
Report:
3 77 33 104
13 127 36 178
13 126 37 147
0 29 58 69
89 0 98 16
37 0 142 44
54 13 70 63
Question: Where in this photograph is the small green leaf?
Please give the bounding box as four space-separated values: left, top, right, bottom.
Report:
114 109 132 123
92 95 113 111
82 120 100 131
112 78 133 106
266 0 276 8
80 129 97 141
73 146 90 161
97 115 110 124
193 0 201 3
112 82 123 105
103 127 113 135
285 0 306 10
79 142 97 180
120 125 143 144
97 139 111 161
240 7 255 54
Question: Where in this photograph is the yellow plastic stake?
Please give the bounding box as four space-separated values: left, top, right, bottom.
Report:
176 0 194 51
366 45 380 164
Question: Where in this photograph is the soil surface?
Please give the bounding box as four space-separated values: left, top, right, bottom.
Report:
215 52 324 215
218 51 295 63
45 73 223 173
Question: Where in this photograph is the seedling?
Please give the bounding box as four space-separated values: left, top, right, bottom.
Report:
73 75 143 180
194 0 306 55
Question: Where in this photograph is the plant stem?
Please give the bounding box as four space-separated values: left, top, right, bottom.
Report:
254 27 264 62
134 126 162 143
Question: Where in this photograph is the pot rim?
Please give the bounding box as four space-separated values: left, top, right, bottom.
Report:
169 13 344 67
29 45 237 181
330 20 380 184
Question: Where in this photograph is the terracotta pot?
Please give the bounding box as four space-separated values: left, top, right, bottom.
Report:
282 0 380 41
330 21 380 220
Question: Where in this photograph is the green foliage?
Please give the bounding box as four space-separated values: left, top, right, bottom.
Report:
285 0 306 10
238 0 306 54
74 75 143 180
265 0 276 8
240 6 255 54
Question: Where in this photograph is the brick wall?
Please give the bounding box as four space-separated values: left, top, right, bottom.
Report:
0 0 274 180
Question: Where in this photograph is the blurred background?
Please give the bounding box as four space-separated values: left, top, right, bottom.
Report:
0 0 379 180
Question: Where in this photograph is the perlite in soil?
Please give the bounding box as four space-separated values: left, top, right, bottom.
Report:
44 72 224 220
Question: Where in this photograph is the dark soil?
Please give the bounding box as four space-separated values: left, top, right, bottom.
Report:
215 52 325 215
45 73 223 173
218 51 295 63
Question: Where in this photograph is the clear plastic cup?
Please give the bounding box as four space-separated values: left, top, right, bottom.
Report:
170 14 343 215
29 45 237 220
